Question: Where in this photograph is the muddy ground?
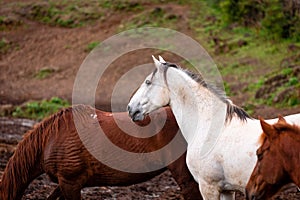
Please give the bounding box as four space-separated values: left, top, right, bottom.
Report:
0 0 300 199
1 118 299 200
0 118 299 199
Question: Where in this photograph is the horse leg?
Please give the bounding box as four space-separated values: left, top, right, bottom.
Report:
220 192 235 200
58 179 81 200
58 196 66 200
199 184 235 200
168 153 203 200
198 183 221 200
47 186 65 200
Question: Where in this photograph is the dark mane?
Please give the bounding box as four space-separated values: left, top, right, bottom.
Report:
163 62 251 123
225 102 250 122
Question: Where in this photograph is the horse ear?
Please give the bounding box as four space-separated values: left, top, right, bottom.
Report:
277 115 286 123
152 55 164 72
158 55 166 63
259 117 276 139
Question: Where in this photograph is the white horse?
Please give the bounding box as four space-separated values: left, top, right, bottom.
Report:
127 56 300 200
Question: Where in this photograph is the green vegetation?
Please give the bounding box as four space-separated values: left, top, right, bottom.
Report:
288 76 298 86
223 82 232 96
34 67 56 79
0 14 23 30
0 37 18 53
12 97 70 120
245 78 265 92
86 41 100 52
186 0 300 111
99 0 144 12
118 7 179 30
249 66 299 108
18 0 146 28
19 1 104 28
0 16 5 25
2 0 299 119
0 37 10 54
212 0 300 41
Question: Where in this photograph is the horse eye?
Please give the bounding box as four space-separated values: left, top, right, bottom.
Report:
145 80 151 85
256 149 263 161
257 153 263 161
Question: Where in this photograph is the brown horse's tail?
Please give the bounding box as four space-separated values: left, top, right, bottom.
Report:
0 116 53 200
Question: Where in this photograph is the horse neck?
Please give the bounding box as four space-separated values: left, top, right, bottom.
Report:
281 134 300 186
0 128 45 200
102 108 178 152
167 68 227 148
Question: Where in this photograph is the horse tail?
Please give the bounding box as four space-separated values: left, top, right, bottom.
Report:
0 109 63 200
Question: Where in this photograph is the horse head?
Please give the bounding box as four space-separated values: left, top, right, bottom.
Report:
246 116 292 200
128 56 171 121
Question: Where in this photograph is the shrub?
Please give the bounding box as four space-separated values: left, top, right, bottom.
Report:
12 97 70 120
262 0 300 40
206 0 300 40
219 0 264 26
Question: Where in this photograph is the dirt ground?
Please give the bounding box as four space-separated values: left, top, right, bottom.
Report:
0 118 299 200
0 0 300 199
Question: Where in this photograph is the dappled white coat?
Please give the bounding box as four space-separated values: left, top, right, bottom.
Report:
127 56 300 200
166 65 300 199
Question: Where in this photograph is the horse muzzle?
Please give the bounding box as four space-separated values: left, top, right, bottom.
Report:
246 189 265 200
127 105 145 122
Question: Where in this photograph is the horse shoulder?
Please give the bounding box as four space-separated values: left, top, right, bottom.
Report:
203 119 262 188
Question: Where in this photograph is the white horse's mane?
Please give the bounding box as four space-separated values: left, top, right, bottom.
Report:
159 62 251 122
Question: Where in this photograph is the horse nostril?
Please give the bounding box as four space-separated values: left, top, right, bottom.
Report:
127 105 131 111
133 110 140 117
251 195 256 200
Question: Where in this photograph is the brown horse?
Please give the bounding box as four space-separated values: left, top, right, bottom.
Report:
0 104 201 200
246 116 300 200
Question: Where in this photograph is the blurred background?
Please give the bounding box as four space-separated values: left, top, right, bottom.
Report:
1 0 300 118
0 0 299 199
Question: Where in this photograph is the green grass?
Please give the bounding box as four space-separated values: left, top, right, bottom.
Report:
86 41 100 52
188 0 295 67
12 97 70 120
118 7 178 31
18 0 150 28
0 37 10 53
246 68 300 108
99 0 144 12
287 77 298 86
4 0 298 114
281 68 293 76
220 63 254 77
185 0 300 109
245 78 265 92
19 1 104 28
0 16 5 24
34 67 55 79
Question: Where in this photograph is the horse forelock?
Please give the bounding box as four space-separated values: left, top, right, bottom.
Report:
150 68 158 82
274 121 300 131
274 121 300 141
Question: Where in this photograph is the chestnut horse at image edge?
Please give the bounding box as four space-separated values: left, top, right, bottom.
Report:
0 104 201 200
246 116 300 200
